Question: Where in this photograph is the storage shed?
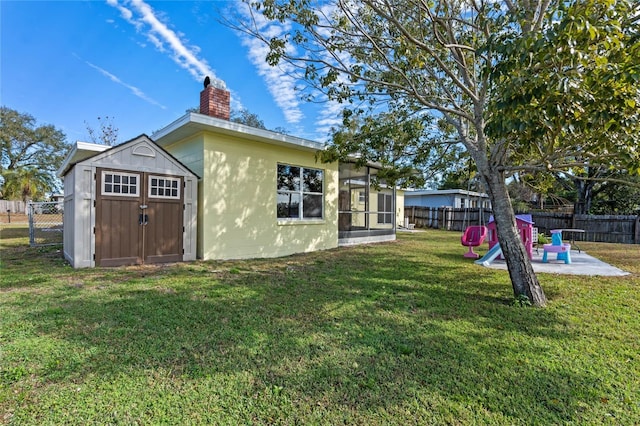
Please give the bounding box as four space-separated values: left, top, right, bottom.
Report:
57 135 198 268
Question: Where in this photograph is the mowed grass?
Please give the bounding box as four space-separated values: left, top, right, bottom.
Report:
1 226 639 425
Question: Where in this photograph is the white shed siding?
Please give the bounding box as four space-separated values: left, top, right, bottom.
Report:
76 165 95 268
62 170 75 265
183 175 198 261
63 165 96 268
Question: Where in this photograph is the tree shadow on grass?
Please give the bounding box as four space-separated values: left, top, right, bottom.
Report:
9 247 612 424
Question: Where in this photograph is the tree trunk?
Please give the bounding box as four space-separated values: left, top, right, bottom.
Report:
482 170 547 306
574 179 594 215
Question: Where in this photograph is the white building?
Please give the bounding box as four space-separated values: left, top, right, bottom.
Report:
404 189 491 209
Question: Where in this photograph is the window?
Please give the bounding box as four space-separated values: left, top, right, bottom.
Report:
102 171 139 197
148 176 181 199
358 191 365 204
377 193 393 224
277 164 324 219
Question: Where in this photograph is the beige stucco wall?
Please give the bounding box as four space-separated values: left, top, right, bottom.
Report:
165 132 339 260
161 136 206 257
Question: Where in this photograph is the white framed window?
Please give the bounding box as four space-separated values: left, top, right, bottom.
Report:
358 191 366 204
277 164 324 220
148 175 181 199
102 171 139 197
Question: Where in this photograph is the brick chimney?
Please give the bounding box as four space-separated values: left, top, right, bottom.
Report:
200 85 230 120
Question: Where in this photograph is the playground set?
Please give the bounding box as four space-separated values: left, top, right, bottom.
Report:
461 215 573 266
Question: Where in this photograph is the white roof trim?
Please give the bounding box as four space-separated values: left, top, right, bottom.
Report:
152 113 327 152
405 189 490 198
57 135 199 179
57 141 110 177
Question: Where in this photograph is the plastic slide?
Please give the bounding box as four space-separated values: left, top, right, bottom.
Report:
474 243 502 266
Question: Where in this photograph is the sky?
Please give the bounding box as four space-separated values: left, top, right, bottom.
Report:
1 0 343 145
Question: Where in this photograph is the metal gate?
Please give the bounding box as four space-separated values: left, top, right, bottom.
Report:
28 201 64 247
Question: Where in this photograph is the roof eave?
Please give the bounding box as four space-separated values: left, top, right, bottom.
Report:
152 113 327 153
57 141 110 177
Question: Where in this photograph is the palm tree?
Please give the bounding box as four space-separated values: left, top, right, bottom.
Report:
0 166 54 203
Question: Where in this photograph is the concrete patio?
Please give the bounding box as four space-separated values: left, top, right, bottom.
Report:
479 249 630 276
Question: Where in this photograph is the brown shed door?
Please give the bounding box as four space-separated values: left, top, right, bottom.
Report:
142 175 184 264
95 169 183 267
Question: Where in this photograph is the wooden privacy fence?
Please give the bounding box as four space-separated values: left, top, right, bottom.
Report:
405 206 640 244
0 200 26 213
528 212 639 245
405 206 493 233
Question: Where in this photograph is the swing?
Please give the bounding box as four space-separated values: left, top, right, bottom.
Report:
461 225 488 258
459 172 487 258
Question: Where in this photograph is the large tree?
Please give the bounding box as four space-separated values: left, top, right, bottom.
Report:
231 108 268 129
0 107 68 200
590 174 640 214
232 0 640 306
186 106 274 130
323 103 465 188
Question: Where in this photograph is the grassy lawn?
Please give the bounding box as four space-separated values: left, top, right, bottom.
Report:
1 226 639 425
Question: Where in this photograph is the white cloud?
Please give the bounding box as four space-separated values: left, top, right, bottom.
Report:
314 99 344 137
240 35 304 124
84 59 167 109
107 0 137 28
235 2 304 124
146 33 165 52
107 0 224 88
233 1 349 135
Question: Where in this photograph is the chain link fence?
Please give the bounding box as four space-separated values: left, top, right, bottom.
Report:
28 201 64 247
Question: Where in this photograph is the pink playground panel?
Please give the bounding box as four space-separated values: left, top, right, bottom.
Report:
487 215 534 260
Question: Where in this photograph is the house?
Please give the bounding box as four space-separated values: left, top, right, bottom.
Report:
404 189 491 209
50 194 64 203
151 83 404 261
57 135 198 268
58 83 404 267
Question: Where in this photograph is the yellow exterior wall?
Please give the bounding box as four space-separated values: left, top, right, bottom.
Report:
163 136 206 257
165 132 339 260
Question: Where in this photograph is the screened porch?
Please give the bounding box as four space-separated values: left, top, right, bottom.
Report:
338 162 397 245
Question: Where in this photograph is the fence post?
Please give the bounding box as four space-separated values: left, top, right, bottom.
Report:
28 202 35 247
635 216 640 244
445 207 451 230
